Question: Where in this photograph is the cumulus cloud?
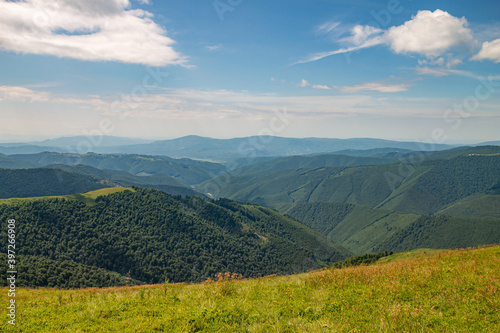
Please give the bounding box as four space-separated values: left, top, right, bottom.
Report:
471 39 500 63
298 10 475 64
386 9 473 58
0 0 186 66
335 82 409 93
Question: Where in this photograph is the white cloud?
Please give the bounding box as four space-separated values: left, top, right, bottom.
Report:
335 82 409 93
312 84 331 90
206 44 222 51
471 39 500 63
416 67 449 77
317 21 341 34
0 0 185 66
386 10 474 58
340 25 383 46
297 79 309 87
298 10 475 65
296 36 384 64
0 86 49 102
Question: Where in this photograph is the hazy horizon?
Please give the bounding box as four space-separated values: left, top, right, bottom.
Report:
1 0 500 144
0 134 494 146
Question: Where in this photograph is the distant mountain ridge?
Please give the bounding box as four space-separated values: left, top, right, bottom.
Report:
0 135 462 161
102 135 458 162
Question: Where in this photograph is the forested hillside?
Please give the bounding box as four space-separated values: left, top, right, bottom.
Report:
201 151 500 255
9 152 226 185
0 168 111 199
205 153 500 216
282 201 500 254
0 188 350 285
47 164 204 197
0 254 141 288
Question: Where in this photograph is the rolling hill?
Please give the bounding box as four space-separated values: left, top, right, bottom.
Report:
2 245 497 332
280 201 500 254
103 135 456 161
200 149 500 255
0 168 113 199
0 187 350 285
203 150 500 216
9 152 226 185
47 164 204 197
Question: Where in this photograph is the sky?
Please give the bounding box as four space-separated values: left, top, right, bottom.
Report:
0 0 500 144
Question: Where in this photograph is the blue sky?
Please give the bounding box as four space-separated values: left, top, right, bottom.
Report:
1 0 499 143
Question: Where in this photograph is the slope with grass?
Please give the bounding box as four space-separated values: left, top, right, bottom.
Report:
1 245 498 332
281 202 422 254
373 215 500 253
205 152 500 216
280 199 500 255
0 188 350 285
377 154 500 214
436 193 500 219
0 186 134 206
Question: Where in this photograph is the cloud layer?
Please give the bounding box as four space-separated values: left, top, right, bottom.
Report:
0 0 185 66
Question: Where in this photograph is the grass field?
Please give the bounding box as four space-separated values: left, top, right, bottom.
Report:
0 187 135 206
1 245 498 332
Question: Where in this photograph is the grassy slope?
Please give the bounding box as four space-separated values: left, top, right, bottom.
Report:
374 215 500 253
282 202 421 255
282 201 500 255
378 155 500 214
436 193 500 219
205 151 500 217
2 245 498 332
0 187 134 206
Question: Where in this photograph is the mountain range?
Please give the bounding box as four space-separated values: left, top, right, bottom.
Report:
0 135 498 288
0 135 461 161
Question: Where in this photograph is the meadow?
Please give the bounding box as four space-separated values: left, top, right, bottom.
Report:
1 245 498 332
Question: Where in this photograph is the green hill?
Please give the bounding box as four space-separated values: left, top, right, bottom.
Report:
47 164 204 197
0 153 37 169
9 152 226 185
282 201 500 255
201 164 416 208
204 153 500 217
436 193 500 219
0 168 112 199
0 254 141 288
2 245 497 332
373 215 500 252
377 155 500 214
0 188 350 285
228 153 398 176
0 187 134 206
